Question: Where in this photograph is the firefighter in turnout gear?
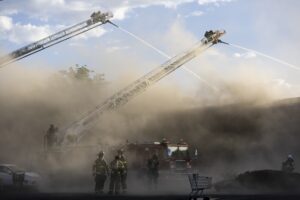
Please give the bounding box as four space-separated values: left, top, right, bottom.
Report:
147 154 159 189
282 154 295 173
45 124 57 149
109 155 124 195
117 149 127 193
93 151 109 194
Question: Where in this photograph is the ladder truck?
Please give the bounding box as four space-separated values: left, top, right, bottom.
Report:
59 30 226 146
0 11 114 67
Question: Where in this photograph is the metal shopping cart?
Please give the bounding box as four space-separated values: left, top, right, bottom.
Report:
188 173 212 200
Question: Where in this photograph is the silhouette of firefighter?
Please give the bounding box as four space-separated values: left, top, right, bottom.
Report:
204 30 214 39
147 154 159 189
117 149 127 193
44 124 58 149
109 155 125 195
282 154 295 173
93 151 109 194
203 30 222 44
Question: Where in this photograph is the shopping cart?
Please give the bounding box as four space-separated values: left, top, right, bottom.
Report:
188 173 212 200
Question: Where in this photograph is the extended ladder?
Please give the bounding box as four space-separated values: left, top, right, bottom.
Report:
0 11 113 67
60 30 226 145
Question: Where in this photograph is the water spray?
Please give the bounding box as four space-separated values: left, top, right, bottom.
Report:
229 43 300 71
115 25 219 91
60 30 226 145
111 20 299 73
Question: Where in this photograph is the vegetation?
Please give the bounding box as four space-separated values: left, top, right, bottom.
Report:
59 64 105 83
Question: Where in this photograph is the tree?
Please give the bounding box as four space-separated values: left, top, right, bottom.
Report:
59 64 104 83
75 65 92 80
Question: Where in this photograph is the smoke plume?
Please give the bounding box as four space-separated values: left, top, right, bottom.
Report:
0 51 299 194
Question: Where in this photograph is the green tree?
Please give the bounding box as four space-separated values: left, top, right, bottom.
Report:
60 64 105 83
75 65 92 80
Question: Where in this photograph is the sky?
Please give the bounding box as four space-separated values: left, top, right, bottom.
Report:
0 0 300 100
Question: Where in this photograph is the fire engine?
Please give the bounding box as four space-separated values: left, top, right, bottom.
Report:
124 139 196 174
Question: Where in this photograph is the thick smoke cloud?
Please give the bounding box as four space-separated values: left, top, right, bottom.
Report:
0 65 108 164
0 47 298 193
87 67 300 184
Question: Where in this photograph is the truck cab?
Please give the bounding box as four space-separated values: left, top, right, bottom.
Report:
125 139 192 174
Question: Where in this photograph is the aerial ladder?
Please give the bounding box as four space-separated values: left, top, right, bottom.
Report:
59 30 226 146
0 11 115 67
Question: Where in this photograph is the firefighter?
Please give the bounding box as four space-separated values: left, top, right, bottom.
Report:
45 124 57 149
147 154 159 189
282 154 295 173
109 155 124 195
204 30 214 39
203 30 215 44
91 11 101 23
117 149 127 193
93 151 109 194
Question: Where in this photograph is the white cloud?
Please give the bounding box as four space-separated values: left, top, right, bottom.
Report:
68 42 84 47
106 45 130 53
192 10 204 16
67 1 97 12
113 6 130 20
185 10 204 18
0 15 54 44
0 0 236 44
272 78 292 89
0 16 13 31
0 0 235 23
108 0 196 20
77 27 107 40
233 53 241 58
8 23 53 44
267 78 298 98
198 0 234 6
0 11 107 44
157 0 194 9
234 51 256 59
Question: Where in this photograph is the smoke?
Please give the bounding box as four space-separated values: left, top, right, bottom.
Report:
0 63 108 165
0 57 199 192
98 91 300 190
0 57 298 193
0 22 298 193
82 66 300 194
117 25 217 91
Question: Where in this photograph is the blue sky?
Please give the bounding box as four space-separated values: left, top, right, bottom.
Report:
0 0 300 100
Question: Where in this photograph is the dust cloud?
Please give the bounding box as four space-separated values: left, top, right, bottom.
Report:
0 53 298 194
97 67 300 178
0 64 108 163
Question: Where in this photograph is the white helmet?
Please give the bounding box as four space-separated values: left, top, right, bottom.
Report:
288 154 293 159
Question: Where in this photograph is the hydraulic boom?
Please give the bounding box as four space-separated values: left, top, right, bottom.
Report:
0 11 113 67
60 30 226 145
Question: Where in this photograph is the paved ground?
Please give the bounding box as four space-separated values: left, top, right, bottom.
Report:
1 193 300 200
